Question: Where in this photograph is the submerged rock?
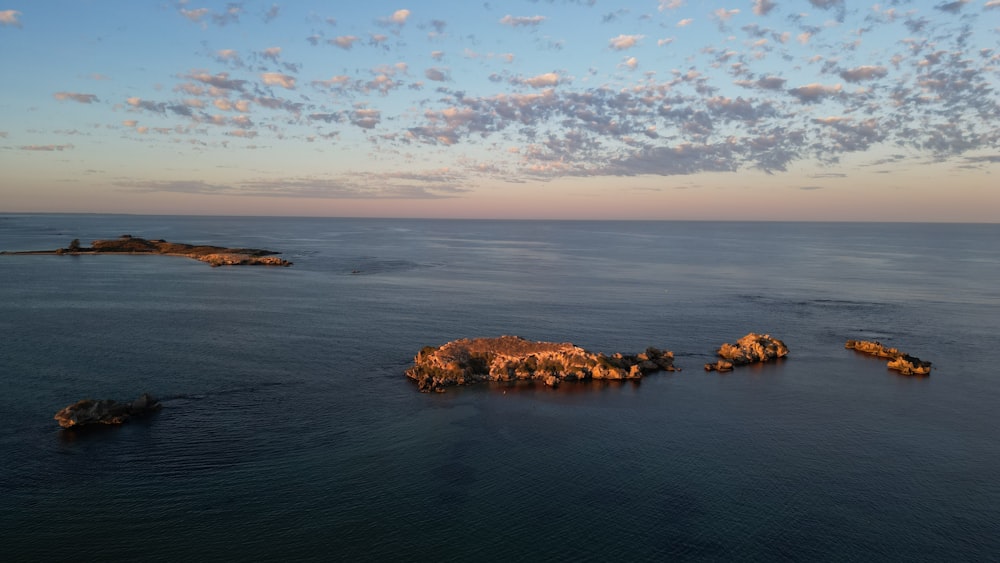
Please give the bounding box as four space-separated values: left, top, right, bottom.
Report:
705 333 788 371
846 340 932 375
406 335 677 393
54 393 161 428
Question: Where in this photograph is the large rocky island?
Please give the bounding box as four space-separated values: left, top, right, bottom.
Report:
406 335 677 393
1 235 292 267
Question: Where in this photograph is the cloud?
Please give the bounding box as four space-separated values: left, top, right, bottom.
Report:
264 4 279 22
330 35 360 49
261 47 281 62
798 186 824 190
212 3 243 26
517 72 564 88
623 57 638 70
986 0 1000 8
712 8 740 24
839 65 888 82
179 7 209 23
753 0 777 16
499 15 546 27
658 0 684 10
807 0 846 20
788 82 843 102
20 144 74 151
0 9 22 27
677 18 694 27
351 108 382 129
186 71 247 91
389 9 410 24
934 0 970 13
425 67 450 82
261 72 296 89
608 34 643 50
54 92 99 104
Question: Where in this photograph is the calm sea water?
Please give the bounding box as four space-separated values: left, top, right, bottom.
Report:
1 214 998 561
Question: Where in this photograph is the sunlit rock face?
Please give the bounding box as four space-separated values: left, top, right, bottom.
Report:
54 393 161 428
846 340 932 375
705 333 788 371
406 335 676 393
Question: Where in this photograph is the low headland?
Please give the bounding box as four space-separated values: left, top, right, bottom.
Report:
845 340 932 375
1 235 292 267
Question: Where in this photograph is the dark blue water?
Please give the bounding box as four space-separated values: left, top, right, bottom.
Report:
2 215 998 561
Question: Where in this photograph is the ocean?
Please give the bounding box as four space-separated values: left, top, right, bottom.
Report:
1 214 998 561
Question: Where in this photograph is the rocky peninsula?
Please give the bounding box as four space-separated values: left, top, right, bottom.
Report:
704 333 789 372
845 340 932 375
54 393 161 428
406 335 677 393
1 235 292 267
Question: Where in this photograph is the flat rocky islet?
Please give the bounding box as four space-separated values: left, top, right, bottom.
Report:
845 339 932 375
1 234 292 267
54 393 161 429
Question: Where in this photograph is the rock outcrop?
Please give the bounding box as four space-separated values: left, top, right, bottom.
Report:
406 335 677 393
845 340 932 375
54 393 161 428
705 333 788 371
3 235 292 267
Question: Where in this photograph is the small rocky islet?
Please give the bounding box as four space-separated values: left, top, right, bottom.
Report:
54 393 161 429
1 234 292 267
845 339 932 375
703 333 789 372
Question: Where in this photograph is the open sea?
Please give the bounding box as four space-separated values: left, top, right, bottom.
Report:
1 214 998 561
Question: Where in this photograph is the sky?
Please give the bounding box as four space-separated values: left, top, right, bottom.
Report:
1 1 998 221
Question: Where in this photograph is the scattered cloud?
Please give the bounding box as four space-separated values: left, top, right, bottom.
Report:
608 34 644 50
261 72 296 89
839 65 888 83
788 82 843 102
517 72 565 88
935 0 970 13
0 9 22 27
54 92 99 104
425 67 450 82
330 35 360 49
388 9 410 25
752 0 777 16
677 18 694 27
499 15 546 27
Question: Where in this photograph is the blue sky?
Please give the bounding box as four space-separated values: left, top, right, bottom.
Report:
1 1 998 220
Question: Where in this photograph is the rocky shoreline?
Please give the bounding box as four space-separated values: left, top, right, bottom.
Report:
845 340 932 375
1 235 292 267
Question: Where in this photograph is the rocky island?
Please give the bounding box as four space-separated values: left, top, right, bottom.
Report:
1 235 292 267
704 333 789 372
406 335 677 393
54 393 161 428
845 340 932 375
